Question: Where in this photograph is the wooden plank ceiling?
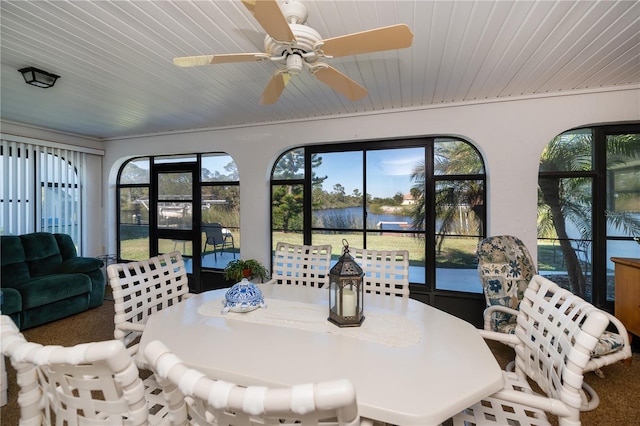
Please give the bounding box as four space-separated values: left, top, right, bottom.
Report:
1 0 638 139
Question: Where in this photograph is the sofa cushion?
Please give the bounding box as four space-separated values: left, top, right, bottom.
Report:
20 294 90 330
21 232 63 277
60 257 104 274
12 274 91 310
1 235 31 284
54 233 78 261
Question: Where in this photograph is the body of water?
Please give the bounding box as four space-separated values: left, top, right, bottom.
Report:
313 207 415 231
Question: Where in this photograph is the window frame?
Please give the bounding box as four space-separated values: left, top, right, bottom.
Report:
270 136 487 297
116 153 239 266
538 122 640 311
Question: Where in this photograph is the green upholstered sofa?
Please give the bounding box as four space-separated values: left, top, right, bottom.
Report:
0 232 104 330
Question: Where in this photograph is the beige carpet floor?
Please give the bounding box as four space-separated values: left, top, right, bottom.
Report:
2 299 639 425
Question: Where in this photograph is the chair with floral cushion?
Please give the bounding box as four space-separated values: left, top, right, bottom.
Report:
450 275 613 425
477 235 631 409
477 235 537 335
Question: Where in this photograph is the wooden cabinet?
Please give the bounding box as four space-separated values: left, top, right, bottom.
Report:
612 257 640 339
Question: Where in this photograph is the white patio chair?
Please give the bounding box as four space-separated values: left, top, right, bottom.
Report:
349 247 410 298
107 251 192 423
477 235 630 390
144 340 370 426
0 315 152 425
271 242 332 288
450 275 613 426
107 251 192 359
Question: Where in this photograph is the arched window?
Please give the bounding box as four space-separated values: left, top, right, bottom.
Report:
537 123 640 308
117 154 239 282
271 137 486 295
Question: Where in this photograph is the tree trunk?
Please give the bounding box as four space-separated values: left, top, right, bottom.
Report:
539 178 586 297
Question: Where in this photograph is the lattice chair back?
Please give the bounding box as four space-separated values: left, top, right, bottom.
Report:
107 251 191 351
451 275 610 425
144 340 362 426
477 235 536 333
349 248 410 298
272 242 332 288
107 252 191 423
516 275 610 408
0 315 149 425
477 236 630 384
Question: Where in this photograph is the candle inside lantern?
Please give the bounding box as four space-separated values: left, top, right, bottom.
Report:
328 239 365 327
341 288 356 317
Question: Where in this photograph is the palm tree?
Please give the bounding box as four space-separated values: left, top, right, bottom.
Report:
409 141 485 253
538 131 640 297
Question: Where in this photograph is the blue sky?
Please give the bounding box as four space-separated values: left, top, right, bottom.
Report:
314 148 423 198
126 151 423 198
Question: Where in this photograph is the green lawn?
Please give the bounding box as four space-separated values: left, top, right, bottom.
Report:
121 233 570 271
537 241 570 271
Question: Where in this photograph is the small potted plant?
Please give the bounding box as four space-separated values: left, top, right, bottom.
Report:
224 259 270 283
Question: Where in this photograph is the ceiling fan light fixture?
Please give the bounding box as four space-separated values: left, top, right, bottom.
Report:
18 67 60 88
286 54 303 74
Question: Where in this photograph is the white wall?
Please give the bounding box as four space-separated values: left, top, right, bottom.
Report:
98 87 638 267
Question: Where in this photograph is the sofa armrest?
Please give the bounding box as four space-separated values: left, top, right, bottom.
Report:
59 257 104 274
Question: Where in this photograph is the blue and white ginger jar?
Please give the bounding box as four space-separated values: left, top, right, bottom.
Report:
222 278 266 314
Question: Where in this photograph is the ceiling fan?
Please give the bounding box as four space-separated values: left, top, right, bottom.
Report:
173 0 413 104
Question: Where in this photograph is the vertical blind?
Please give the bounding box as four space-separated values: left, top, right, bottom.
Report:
1 139 85 251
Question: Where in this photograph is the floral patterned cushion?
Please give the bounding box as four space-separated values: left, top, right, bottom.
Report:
593 330 625 357
477 236 536 332
495 316 518 335
487 294 515 330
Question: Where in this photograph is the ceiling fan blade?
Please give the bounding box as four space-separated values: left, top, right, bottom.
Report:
174 53 270 67
317 24 413 58
241 0 296 44
260 72 292 104
312 65 368 101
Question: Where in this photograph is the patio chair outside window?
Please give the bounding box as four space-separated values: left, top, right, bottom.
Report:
203 223 236 260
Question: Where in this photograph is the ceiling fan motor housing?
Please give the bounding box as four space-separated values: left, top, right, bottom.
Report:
264 23 322 62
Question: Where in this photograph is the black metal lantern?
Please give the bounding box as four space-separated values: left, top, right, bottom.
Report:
328 240 364 327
